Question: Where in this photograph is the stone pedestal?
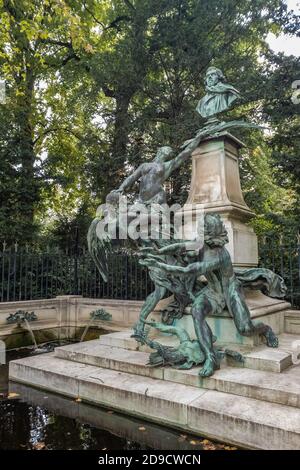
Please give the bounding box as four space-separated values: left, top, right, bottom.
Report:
182 132 258 268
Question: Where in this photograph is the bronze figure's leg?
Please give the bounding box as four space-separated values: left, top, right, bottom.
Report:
133 285 167 337
191 293 220 377
229 282 279 347
234 314 279 347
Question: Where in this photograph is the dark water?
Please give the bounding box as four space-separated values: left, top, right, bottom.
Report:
0 349 236 451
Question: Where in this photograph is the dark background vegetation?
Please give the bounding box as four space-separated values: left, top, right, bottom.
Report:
0 0 299 250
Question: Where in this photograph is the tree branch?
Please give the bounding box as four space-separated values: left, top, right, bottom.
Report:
40 39 81 66
123 0 136 11
108 16 131 30
83 4 107 29
83 3 131 30
102 84 116 98
33 127 82 146
39 39 73 48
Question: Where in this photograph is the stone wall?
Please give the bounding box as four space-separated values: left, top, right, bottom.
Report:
0 296 143 348
1 294 299 350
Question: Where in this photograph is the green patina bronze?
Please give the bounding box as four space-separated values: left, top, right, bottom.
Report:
90 309 112 322
140 320 245 370
140 320 206 369
6 310 38 326
87 68 286 377
196 66 242 122
140 214 282 377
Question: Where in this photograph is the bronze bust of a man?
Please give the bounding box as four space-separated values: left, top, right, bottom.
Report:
196 67 241 120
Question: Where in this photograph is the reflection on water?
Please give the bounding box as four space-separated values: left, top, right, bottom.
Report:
0 399 147 450
0 350 236 450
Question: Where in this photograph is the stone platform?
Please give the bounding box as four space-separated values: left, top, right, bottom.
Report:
8 382 213 450
9 313 300 450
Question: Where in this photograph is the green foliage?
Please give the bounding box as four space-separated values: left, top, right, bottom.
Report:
240 139 297 238
0 0 299 244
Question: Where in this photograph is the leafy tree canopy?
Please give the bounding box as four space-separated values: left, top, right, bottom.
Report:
0 0 299 247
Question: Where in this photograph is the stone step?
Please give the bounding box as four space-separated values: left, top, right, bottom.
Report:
99 330 293 373
55 340 164 379
54 340 300 408
165 363 300 408
99 329 179 352
277 332 300 354
9 353 300 449
8 382 210 451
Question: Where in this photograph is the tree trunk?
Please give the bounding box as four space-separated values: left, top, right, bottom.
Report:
14 65 38 240
112 93 131 159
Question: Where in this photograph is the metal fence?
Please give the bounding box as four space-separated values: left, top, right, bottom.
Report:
0 241 299 308
0 247 154 303
258 239 300 309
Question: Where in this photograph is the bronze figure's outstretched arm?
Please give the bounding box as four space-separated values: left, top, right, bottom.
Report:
118 166 143 192
165 139 199 178
141 259 201 274
143 255 222 276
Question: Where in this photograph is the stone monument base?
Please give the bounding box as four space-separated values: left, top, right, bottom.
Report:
9 306 300 449
184 133 259 268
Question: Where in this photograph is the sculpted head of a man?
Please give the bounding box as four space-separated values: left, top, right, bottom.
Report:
205 67 225 88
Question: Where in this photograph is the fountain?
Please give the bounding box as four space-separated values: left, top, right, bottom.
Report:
6 310 45 353
23 318 38 350
80 309 112 342
9 65 300 450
